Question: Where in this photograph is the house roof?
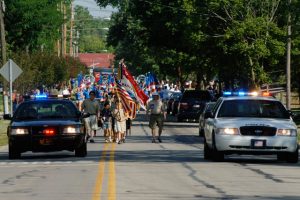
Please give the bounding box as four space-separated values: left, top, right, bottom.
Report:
78 53 115 68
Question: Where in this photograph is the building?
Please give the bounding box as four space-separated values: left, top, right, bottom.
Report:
78 53 115 69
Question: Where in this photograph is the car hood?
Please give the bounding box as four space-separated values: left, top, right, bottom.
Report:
11 120 81 127
215 117 296 129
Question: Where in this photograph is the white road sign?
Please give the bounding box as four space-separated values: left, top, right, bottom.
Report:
0 59 23 82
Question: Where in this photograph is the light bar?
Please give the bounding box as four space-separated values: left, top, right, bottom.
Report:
222 91 271 97
223 91 232 96
35 94 48 99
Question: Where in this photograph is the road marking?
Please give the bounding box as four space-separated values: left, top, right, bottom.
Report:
92 143 109 200
108 144 116 200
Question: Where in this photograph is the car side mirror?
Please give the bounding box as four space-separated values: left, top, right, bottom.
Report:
3 114 12 120
291 111 300 122
204 111 213 119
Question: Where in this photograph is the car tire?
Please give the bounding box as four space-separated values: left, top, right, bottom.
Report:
204 138 211 160
277 153 286 162
199 128 204 137
8 144 21 159
75 141 87 157
285 148 299 163
212 133 224 162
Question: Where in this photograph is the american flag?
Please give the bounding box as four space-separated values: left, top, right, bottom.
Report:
115 79 137 119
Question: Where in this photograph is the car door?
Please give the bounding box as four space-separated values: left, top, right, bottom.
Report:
204 99 222 145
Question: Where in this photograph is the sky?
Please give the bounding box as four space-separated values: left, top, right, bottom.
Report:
73 0 116 18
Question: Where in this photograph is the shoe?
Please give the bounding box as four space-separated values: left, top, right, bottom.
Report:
152 138 156 143
122 138 126 143
105 139 109 143
158 137 162 143
90 139 95 143
118 141 121 144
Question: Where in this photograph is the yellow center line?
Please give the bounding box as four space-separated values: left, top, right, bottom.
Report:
108 143 116 200
92 143 109 200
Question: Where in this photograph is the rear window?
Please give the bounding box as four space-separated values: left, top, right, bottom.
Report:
182 90 212 101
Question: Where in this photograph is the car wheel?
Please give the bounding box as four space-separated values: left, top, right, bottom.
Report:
199 128 204 137
212 133 224 162
285 148 299 163
8 144 21 159
75 141 87 157
204 138 212 160
277 153 286 162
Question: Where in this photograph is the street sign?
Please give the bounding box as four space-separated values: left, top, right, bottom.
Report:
0 59 23 116
0 59 22 82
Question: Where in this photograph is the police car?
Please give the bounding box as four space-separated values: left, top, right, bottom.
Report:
203 91 299 163
4 94 88 159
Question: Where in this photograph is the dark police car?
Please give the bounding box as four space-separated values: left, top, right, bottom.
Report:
4 95 88 159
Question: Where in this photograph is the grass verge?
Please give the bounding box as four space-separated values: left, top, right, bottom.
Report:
0 120 9 147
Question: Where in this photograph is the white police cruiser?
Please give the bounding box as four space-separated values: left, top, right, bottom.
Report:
203 91 298 163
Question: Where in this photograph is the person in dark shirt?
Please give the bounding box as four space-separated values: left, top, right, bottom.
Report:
101 102 113 143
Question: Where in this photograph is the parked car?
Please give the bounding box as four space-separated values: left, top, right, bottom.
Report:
167 93 182 114
198 102 216 137
177 90 214 122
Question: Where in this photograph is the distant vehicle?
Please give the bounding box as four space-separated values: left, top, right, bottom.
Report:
204 92 298 163
198 102 216 137
167 93 182 114
4 95 88 159
177 90 214 122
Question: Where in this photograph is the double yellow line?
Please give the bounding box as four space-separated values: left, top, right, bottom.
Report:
92 143 116 200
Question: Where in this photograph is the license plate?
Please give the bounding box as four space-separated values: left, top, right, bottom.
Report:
251 140 266 148
40 139 53 145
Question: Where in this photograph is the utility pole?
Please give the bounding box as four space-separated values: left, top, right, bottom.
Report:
0 0 6 65
61 1 67 57
286 0 291 110
0 0 6 95
69 2 74 57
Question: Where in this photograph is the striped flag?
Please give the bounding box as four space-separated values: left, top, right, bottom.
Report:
115 79 137 119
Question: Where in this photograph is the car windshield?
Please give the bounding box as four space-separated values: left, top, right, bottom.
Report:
182 90 212 101
217 100 290 119
14 101 78 120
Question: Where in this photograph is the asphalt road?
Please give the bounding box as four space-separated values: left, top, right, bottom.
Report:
0 113 300 200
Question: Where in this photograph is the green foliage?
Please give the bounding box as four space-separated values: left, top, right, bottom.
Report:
5 0 63 52
10 52 85 93
74 5 112 53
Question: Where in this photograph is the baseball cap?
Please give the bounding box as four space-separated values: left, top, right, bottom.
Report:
152 92 159 96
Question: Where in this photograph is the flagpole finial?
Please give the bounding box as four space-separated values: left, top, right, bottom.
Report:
119 59 124 65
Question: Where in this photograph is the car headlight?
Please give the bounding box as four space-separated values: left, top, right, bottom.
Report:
11 128 29 135
277 129 297 137
216 128 239 135
63 127 81 134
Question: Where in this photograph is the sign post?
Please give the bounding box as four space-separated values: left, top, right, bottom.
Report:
0 59 23 116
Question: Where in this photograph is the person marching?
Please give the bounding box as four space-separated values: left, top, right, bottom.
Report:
146 92 166 143
101 101 113 143
81 91 100 143
112 99 128 144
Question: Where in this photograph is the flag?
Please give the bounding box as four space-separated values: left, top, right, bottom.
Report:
121 64 149 110
115 78 137 119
